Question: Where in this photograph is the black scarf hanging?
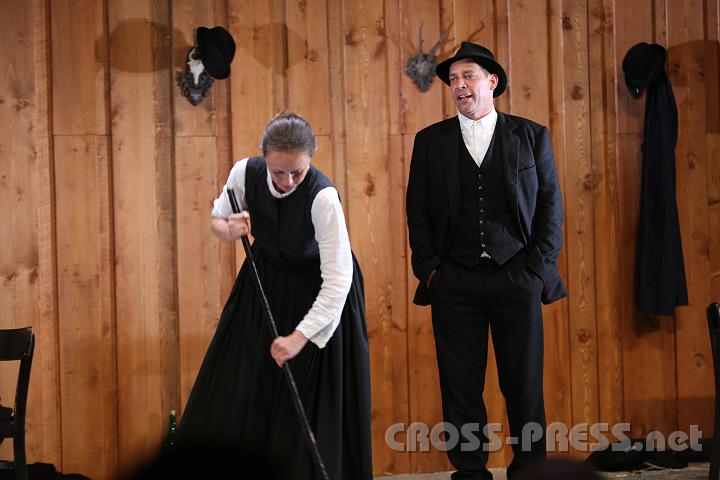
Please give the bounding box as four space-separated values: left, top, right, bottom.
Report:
623 42 689 315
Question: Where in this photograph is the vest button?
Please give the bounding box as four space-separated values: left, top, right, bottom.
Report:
479 197 484 201
480 232 485 236
479 220 484 224
481 243 486 248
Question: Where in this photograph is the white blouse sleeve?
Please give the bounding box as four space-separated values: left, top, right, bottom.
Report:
295 187 353 348
211 158 249 218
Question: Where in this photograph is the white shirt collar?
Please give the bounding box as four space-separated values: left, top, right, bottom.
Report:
458 107 497 129
266 169 298 198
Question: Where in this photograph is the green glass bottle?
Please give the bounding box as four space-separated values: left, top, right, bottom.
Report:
164 409 177 449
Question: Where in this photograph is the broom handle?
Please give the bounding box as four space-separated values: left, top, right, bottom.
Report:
226 188 330 480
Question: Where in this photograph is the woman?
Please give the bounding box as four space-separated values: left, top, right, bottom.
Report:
177 113 372 479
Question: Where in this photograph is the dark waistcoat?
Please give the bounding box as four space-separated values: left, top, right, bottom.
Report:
245 156 333 268
446 131 524 268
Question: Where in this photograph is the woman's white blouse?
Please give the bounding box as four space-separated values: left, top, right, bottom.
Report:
211 158 353 348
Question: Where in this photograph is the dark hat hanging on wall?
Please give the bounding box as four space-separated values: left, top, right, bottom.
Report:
621 42 666 98
176 26 236 106
196 26 236 80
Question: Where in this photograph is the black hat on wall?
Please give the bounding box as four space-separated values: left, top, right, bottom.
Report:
196 26 236 80
622 42 666 98
435 41 507 97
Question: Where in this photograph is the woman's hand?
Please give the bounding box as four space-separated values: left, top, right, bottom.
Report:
226 211 251 240
271 330 309 367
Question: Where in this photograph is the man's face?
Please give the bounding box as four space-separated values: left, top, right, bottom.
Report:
448 59 498 120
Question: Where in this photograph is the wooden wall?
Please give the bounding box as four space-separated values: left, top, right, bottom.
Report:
1 0 718 477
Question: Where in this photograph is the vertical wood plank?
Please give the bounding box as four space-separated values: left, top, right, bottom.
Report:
312 135 334 181
286 0 332 134
326 0 349 207
508 0 550 124
705 0 720 133
50 0 117 475
370 133 411 475
0 0 62 466
653 0 667 46
51 0 109 136
589 0 625 429
545 0 575 458
109 0 179 471
54 136 117 478
229 0 285 159
403 134 448 474
341 0 410 475
30 0 63 466
386 0 403 136
709 134 720 205
668 0 714 435
711 201 720 302
561 0 600 439
493 0 510 114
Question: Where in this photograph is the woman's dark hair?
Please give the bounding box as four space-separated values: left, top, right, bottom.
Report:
261 112 316 156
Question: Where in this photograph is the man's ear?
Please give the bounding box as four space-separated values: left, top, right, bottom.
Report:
489 73 499 90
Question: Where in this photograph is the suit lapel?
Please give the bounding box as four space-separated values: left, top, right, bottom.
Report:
442 119 460 226
497 112 521 226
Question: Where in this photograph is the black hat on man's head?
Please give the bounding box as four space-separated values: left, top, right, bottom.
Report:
622 42 666 98
435 41 507 97
196 26 236 80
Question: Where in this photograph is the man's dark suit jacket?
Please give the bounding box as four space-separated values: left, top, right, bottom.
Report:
406 111 567 306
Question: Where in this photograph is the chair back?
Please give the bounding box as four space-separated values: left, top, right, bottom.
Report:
708 303 720 480
708 303 720 363
0 327 34 480
0 327 34 361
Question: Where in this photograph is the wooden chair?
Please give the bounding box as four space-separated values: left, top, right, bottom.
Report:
0 327 35 480
708 303 720 480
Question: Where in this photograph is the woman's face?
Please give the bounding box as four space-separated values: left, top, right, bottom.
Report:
265 149 312 193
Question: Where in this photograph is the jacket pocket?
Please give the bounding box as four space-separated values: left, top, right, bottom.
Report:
518 163 537 175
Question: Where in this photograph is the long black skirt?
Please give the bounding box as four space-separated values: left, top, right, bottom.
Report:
176 246 372 480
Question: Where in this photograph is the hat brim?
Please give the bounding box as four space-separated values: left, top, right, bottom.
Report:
624 75 642 99
196 26 233 80
204 63 230 80
436 54 507 97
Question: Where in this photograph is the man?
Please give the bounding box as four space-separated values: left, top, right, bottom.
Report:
406 42 567 480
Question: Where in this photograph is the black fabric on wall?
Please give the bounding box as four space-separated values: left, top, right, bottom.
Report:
634 66 689 315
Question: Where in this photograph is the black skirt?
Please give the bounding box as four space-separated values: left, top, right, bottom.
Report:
176 245 372 480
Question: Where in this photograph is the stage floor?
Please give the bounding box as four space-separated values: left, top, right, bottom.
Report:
375 462 711 479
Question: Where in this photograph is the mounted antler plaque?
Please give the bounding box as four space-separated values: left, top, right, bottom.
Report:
405 25 448 92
